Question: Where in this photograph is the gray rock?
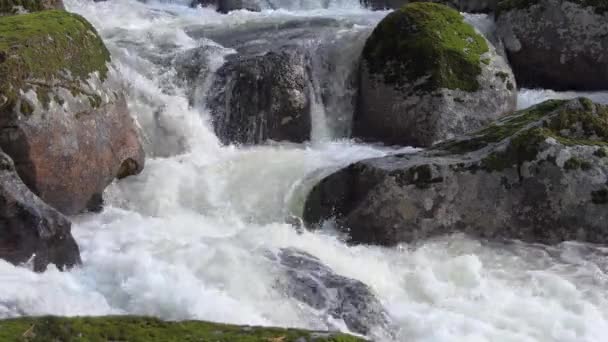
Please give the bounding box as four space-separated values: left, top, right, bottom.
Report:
0 151 80 272
190 0 262 13
305 98 608 246
272 248 391 336
361 0 496 12
356 3 516 147
496 0 608 90
208 50 311 144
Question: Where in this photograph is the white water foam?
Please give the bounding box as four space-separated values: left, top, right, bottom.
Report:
1 1 608 341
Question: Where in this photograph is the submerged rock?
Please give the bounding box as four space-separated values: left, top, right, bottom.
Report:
0 0 64 15
356 3 516 147
0 316 367 341
496 0 608 90
0 11 145 214
208 50 311 144
274 248 391 336
305 98 608 246
0 151 80 272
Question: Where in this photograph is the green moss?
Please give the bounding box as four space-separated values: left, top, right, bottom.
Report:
436 99 565 154
394 164 443 188
564 157 583 170
495 71 509 82
362 2 489 92
591 188 608 204
19 99 33 115
0 316 365 342
594 147 608 157
0 10 110 114
436 98 608 158
480 127 546 171
0 0 62 15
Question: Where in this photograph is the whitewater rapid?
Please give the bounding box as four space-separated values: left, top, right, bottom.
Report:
1 1 608 341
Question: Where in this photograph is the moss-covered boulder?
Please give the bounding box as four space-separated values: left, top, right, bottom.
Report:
305 98 608 246
356 3 516 147
0 150 80 272
0 10 144 215
0 316 367 341
0 0 63 15
496 0 608 90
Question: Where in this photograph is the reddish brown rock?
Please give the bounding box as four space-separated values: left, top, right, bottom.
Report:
0 11 145 215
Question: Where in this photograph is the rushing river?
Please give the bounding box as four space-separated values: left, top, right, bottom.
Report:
1 0 608 341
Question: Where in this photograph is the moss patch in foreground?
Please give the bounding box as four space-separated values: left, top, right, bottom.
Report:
0 10 110 112
0 0 63 15
0 316 366 342
362 2 488 92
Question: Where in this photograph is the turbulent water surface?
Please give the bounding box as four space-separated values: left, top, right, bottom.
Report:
1 1 608 341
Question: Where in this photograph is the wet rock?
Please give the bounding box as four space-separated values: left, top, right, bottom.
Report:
361 0 496 12
0 151 80 272
0 11 145 215
0 0 64 15
274 248 391 336
305 98 608 246
190 0 261 13
496 0 608 90
208 50 311 144
356 3 516 147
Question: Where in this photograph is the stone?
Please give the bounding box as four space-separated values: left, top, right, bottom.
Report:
361 0 496 12
0 0 63 16
0 11 145 214
305 98 608 246
356 3 516 147
496 0 608 90
0 151 80 272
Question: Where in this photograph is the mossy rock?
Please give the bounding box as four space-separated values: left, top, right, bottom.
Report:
0 10 110 112
362 2 489 92
0 0 63 15
0 316 366 342
306 98 608 246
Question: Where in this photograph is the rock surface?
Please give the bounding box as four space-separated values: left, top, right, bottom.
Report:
496 0 608 90
305 98 608 246
208 50 311 144
0 316 366 341
190 0 261 13
356 3 516 147
181 18 368 144
361 0 496 12
0 11 145 214
0 0 64 15
273 248 391 336
0 151 80 272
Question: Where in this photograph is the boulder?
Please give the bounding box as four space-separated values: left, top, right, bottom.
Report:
356 3 516 147
272 248 391 336
305 98 608 246
361 0 496 12
0 0 63 15
190 0 261 13
207 50 311 145
496 0 608 90
0 11 144 215
0 151 80 272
